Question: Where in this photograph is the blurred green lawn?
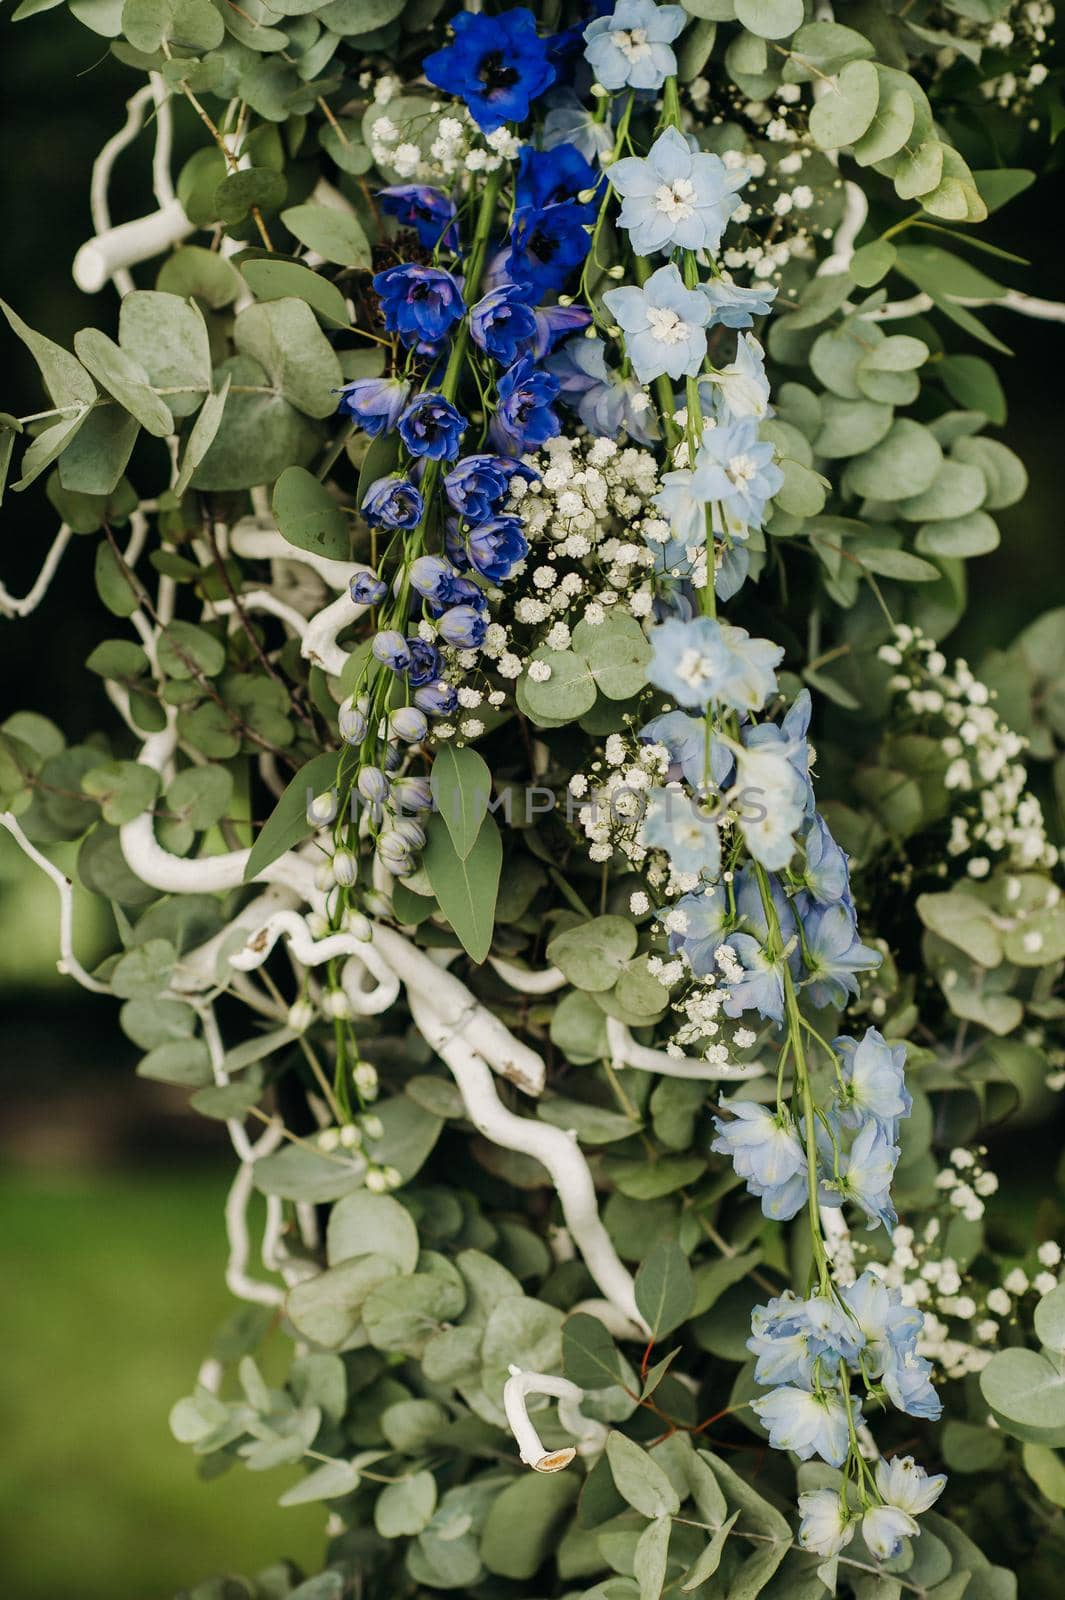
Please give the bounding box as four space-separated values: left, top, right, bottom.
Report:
0 1168 325 1600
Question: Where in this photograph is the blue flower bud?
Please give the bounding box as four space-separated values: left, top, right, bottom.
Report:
437 604 488 649
372 630 412 671
357 767 390 803
350 570 388 606
390 706 429 743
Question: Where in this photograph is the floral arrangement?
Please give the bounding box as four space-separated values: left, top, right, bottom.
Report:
2 1 1065 1597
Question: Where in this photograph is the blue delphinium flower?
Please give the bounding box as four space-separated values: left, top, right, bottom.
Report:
336 376 411 435
700 333 772 422
802 812 851 905
642 709 732 791
378 185 458 252
407 638 445 687
839 1271 923 1380
700 275 777 328
690 416 783 533
516 141 600 210
584 0 687 91
489 356 561 454
542 92 616 165
606 127 749 256
666 883 729 976
798 896 881 1009
647 615 782 714
373 264 464 351
642 785 721 879
444 454 536 521
532 302 595 358
798 1490 854 1560
721 931 792 1024
862 1505 920 1563
546 334 660 444
350 571 387 606
711 1101 808 1220
423 7 556 132
743 691 814 815
834 1029 912 1141
748 1291 863 1387
465 515 530 582
438 604 488 649
372 631 412 671
751 1385 857 1468
824 1117 900 1232
470 284 539 366
415 680 458 715
603 263 712 384
398 393 468 460
730 738 808 871
883 1350 942 1420
361 475 424 530
508 203 592 294
409 555 462 606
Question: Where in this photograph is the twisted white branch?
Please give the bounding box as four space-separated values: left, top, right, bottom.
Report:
0 525 73 619
605 1016 766 1082
503 1367 607 1471
406 988 645 1333
0 812 110 994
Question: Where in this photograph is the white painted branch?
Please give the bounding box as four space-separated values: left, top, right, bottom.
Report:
488 956 568 994
302 591 359 678
228 909 401 1017
211 589 312 642
406 989 645 1332
340 948 401 1016
818 180 867 277
0 812 110 994
866 288 1065 324
74 199 194 296
374 924 547 1095
605 1017 766 1082
503 1367 587 1471
571 1297 647 1342
230 522 367 593
0 525 73 619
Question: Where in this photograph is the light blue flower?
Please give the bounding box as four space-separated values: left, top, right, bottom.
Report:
700 275 777 328
606 127 749 256
798 1490 855 1559
700 333 772 422
603 263 712 384
823 1117 899 1232
730 738 808 871
883 1350 942 1420
718 868 800 1020
875 1455 947 1516
642 785 721 879
647 615 783 713
862 1505 919 1563
690 417 783 533
641 710 733 791
751 1385 857 1468
547 333 660 445
654 466 705 547
798 896 881 1010
666 883 729 976
744 691 815 815
542 92 616 165
839 1270 923 1381
748 1291 862 1387
834 1029 912 1142
802 812 851 905
583 0 687 92
711 1101 808 1219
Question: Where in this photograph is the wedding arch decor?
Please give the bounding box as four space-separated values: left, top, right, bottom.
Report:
3 1 1065 1596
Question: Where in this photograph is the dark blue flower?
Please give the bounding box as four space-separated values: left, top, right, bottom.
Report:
405 637 444 686
515 142 600 211
470 283 539 366
466 515 529 582
361 474 424 530
532 301 594 357
373 264 465 351
507 202 591 294
409 555 461 605
372 631 412 671
438 604 488 649
444 453 536 521
378 185 459 252
423 7 556 132
398 392 468 460
350 570 388 605
336 376 411 434
489 355 560 454
415 680 459 715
